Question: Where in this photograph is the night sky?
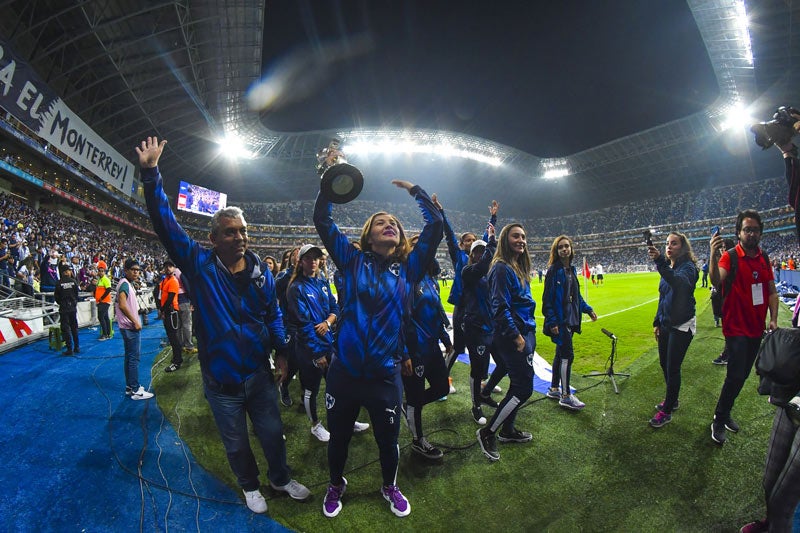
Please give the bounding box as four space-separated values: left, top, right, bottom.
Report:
259 1 720 156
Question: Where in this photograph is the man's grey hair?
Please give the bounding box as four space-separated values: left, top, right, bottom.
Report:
210 206 247 236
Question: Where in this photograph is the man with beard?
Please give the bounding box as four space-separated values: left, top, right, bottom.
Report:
708 209 778 445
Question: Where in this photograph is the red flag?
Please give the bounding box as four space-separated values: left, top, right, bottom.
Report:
583 257 590 279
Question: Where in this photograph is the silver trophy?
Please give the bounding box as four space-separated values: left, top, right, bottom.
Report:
317 137 364 204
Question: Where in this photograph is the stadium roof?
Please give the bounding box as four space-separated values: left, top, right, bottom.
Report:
0 0 798 218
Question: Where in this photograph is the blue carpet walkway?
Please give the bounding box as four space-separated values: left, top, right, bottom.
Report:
0 316 290 532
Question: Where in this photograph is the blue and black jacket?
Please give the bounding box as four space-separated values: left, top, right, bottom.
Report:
405 271 449 365
142 166 288 386
442 210 495 306
285 273 339 362
653 255 698 329
488 261 536 342
314 187 443 379
460 237 497 336
542 262 593 344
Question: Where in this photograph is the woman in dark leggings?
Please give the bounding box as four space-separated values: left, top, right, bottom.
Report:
648 231 698 428
476 223 536 462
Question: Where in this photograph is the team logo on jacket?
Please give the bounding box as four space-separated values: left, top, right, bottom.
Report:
255 275 266 288
389 262 400 277
415 364 425 377
325 393 335 410
526 353 535 368
477 345 486 356
753 271 759 280
322 286 329 296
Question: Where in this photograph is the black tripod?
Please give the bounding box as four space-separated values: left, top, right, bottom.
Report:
583 328 629 394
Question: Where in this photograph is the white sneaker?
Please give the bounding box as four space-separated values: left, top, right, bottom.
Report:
311 422 330 442
482 380 502 393
243 489 267 513
130 386 154 400
353 421 370 432
269 479 311 501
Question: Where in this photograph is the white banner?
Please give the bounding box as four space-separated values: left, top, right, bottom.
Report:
0 40 135 196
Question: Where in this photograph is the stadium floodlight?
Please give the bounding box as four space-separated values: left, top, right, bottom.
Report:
541 158 570 180
709 99 755 133
734 0 753 65
218 133 255 160
342 130 504 167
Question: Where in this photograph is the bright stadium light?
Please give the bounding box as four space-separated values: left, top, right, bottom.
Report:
218 133 255 160
734 1 753 65
541 158 570 180
343 131 504 167
713 100 755 132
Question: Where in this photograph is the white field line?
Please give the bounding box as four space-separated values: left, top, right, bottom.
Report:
584 296 659 321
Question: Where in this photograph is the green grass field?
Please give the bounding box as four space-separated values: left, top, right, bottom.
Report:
153 272 791 532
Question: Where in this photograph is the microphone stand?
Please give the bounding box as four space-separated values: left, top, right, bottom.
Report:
583 332 630 394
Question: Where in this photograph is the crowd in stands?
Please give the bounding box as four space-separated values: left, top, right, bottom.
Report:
0 139 798 298
0 192 165 295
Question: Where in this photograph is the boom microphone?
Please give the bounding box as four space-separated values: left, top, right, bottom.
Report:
601 328 617 339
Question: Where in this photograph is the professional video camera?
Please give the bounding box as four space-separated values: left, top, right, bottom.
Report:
750 106 800 150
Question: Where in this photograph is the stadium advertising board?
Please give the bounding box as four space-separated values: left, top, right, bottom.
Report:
177 180 227 216
0 39 135 196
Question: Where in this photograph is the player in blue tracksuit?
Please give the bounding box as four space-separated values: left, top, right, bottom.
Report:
315 178 442 519
436 197 498 373
137 137 309 514
477 223 536 461
286 244 340 441
542 235 597 411
275 246 300 407
402 251 451 461
460 225 503 426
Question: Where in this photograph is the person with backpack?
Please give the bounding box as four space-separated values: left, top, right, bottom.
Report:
708 209 778 445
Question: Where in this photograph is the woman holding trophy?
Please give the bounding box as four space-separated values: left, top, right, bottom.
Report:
313 142 443 519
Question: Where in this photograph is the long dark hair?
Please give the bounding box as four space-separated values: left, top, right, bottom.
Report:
491 223 531 285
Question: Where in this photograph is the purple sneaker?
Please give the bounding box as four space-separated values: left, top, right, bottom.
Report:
322 477 347 518
381 484 411 517
649 410 672 428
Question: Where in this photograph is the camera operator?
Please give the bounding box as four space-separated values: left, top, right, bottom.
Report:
775 110 800 245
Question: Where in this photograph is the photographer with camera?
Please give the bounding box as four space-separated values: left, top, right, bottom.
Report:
709 210 778 445
751 106 800 245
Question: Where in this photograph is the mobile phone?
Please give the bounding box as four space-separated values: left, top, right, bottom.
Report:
710 225 720 237
643 229 653 247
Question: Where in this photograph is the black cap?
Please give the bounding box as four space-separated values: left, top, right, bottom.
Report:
124 258 140 270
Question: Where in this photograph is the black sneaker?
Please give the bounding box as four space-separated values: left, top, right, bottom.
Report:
479 393 499 408
165 363 181 373
471 406 487 425
411 437 443 460
476 427 499 461
711 419 727 445
280 384 293 407
725 417 740 433
712 353 728 365
497 428 533 443
63 349 73 356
